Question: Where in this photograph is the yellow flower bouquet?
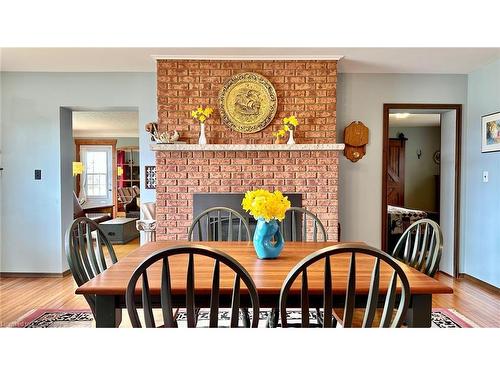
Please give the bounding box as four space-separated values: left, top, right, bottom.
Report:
242 189 291 222
273 115 299 144
242 189 290 259
191 106 214 124
191 106 213 144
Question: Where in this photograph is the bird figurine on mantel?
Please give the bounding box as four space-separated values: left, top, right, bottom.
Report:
144 122 158 142
156 130 180 144
145 122 181 144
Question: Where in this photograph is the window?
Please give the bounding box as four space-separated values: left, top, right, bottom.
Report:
86 150 108 197
79 144 113 205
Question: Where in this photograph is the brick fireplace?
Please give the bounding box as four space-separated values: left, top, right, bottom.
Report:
154 59 341 241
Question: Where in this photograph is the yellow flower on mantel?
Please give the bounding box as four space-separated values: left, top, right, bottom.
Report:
273 115 299 140
273 129 287 138
191 106 214 124
284 115 299 127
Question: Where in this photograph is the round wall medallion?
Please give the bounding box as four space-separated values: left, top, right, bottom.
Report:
219 72 278 133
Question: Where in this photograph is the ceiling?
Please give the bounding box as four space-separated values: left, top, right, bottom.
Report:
1 48 500 74
72 111 138 138
389 113 441 127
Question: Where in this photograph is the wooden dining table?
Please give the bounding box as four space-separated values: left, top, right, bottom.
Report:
76 241 453 328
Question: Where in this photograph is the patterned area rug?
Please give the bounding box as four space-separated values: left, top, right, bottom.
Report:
11 308 478 328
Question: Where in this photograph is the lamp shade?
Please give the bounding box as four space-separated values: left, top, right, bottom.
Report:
117 166 124 177
72 161 84 176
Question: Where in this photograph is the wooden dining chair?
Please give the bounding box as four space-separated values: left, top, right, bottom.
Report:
391 219 443 277
279 243 411 328
268 207 328 327
188 207 251 242
64 217 118 316
188 207 252 325
125 244 260 328
280 207 328 242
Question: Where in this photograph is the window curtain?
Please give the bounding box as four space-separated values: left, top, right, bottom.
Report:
117 150 125 188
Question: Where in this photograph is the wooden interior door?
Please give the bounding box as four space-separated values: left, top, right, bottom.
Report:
387 138 406 206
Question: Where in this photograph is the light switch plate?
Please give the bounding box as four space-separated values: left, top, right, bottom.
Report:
482 171 488 183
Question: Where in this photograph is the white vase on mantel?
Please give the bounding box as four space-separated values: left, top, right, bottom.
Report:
198 122 207 145
287 129 296 145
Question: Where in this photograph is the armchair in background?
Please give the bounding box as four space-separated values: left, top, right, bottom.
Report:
117 186 140 218
73 191 111 224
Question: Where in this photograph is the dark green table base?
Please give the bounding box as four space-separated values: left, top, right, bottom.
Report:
94 294 432 328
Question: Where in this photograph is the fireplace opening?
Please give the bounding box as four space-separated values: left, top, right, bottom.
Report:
192 193 303 241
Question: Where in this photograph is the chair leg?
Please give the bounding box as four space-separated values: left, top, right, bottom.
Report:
241 308 251 328
316 308 338 327
194 307 201 326
173 308 180 328
266 307 280 328
316 308 323 326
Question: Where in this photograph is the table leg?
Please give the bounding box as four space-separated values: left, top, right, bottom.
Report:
95 295 122 328
406 294 432 328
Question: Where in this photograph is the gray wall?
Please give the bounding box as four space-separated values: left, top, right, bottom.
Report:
464 59 500 287
0 55 3 264
116 137 139 148
3 69 497 287
1 72 156 273
337 73 467 249
389 126 441 211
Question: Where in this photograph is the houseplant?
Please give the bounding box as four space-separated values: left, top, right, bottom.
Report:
242 189 291 259
191 106 214 144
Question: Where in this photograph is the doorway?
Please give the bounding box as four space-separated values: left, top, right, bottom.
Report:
382 104 462 277
66 108 140 220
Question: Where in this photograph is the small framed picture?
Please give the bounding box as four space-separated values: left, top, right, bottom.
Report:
482 111 500 153
145 165 156 189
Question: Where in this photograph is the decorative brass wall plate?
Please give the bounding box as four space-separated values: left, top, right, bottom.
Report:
219 72 278 133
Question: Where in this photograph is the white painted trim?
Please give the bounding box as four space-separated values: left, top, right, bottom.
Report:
151 143 345 151
152 55 344 61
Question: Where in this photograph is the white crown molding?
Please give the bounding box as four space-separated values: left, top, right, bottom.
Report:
151 143 345 152
152 54 343 61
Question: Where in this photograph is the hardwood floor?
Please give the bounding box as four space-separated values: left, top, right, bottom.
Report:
0 239 139 327
433 272 500 327
1 242 498 327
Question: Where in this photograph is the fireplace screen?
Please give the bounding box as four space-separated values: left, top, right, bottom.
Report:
192 193 303 241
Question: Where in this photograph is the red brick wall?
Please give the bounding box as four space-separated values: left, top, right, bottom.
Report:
155 59 338 241
157 60 337 144
155 150 339 241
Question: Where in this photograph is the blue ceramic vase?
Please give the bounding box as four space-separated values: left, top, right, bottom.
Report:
253 218 285 259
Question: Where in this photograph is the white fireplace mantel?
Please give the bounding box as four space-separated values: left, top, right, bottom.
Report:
150 143 345 152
